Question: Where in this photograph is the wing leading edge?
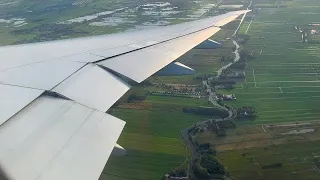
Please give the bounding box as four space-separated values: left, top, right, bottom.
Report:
0 10 249 180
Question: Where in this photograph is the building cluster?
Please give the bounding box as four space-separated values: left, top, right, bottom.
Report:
216 94 236 101
164 174 188 180
151 90 205 98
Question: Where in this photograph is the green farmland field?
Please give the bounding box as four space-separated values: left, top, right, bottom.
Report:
221 0 320 125
219 141 320 180
101 105 208 179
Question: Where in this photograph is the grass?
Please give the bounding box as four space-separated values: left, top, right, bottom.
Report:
110 106 208 138
101 149 185 179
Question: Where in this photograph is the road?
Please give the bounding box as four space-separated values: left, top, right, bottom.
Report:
232 0 251 36
200 0 223 19
181 128 197 178
245 20 253 34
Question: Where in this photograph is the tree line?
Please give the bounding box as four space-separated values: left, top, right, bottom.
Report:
183 106 229 118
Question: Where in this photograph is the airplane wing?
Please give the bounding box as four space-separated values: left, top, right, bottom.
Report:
0 10 249 180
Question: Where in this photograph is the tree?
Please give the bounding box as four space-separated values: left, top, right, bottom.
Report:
236 34 251 44
182 106 229 118
207 147 217 155
170 0 192 9
239 50 249 61
170 168 187 177
199 143 217 155
193 163 209 179
236 106 258 120
220 56 225 62
127 89 149 102
200 155 226 175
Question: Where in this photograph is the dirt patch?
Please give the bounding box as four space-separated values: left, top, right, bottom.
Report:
216 139 270 151
197 130 271 146
281 129 315 135
199 121 320 152
235 126 263 134
119 102 152 110
238 132 272 141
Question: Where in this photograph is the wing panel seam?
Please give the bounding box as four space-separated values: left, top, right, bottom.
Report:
93 25 221 63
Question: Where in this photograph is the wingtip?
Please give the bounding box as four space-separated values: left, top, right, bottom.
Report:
236 9 252 14
112 143 127 156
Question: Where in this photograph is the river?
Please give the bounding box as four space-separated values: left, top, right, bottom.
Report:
216 39 240 78
182 5 250 178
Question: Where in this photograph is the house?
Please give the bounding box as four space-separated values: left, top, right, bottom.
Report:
222 94 236 100
311 29 318 35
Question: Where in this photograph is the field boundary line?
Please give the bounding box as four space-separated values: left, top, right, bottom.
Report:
249 80 320 83
313 165 320 173
232 1 251 36
279 87 283 93
234 91 320 95
252 68 257 88
245 20 253 34
259 108 312 113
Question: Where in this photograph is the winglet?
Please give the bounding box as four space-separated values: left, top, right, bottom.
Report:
112 143 127 156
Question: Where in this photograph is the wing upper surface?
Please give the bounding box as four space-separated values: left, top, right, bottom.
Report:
0 10 250 180
98 26 220 82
